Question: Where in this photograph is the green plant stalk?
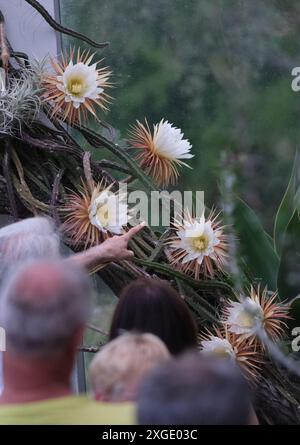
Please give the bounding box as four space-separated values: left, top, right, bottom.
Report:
73 124 157 192
134 258 234 293
175 278 220 324
147 228 172 263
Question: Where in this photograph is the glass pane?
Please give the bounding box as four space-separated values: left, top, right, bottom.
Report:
59 0 300 230
83 275 117 390
59 0 300 386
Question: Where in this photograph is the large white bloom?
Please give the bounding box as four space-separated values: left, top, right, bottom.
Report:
129 118 193 186
225 298 264 336
43 49 111 125
200 336 236 359
57 61 103 109
152 119 193 160
89 189 128 235
174 215 220 266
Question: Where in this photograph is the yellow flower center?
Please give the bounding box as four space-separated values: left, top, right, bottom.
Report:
238 311 256 329
96 203 109 227
191 235 209 252
68 79 84 96
213 347 232 358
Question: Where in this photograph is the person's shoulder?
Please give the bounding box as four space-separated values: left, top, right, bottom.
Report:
81 398 136 425
0 396 136 425
0 395 83 425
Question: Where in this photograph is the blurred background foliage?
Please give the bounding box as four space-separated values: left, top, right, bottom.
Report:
59 0 300 306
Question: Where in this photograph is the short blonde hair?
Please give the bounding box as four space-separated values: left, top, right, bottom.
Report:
90 333 170 400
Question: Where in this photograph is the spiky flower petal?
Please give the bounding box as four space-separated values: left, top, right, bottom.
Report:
223 286 290 343
61 181 128 248
199 325 263 380
42 48 112 125
128 119 193 187
167 211 228 279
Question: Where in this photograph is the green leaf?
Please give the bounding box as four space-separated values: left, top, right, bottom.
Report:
277 210 300 300
233 197 279 290
274 151 298 256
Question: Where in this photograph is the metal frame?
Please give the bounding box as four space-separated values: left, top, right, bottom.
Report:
53 0 62 54
53 0 87 394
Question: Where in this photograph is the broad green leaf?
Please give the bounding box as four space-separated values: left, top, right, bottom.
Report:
277 210 300 300
233 197 279 290
274 151 298 256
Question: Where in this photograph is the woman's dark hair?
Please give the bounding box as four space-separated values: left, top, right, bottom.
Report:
109 277 198 355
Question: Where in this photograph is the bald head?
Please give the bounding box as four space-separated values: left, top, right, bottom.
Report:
0 260 92 356
11 263 78 305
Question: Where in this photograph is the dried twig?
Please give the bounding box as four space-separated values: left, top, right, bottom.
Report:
24 0 109 49
3 139 18 221
50 168 64 226
86 323 108 337
78 345 100 353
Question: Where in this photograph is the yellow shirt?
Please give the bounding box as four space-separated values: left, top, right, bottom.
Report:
0 395 135 425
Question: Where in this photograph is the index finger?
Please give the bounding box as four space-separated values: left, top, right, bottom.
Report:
123 222 146 240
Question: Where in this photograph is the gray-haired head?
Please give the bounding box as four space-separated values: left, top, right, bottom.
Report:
137 352 253 425
0 217 60 284
0 260 92 357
